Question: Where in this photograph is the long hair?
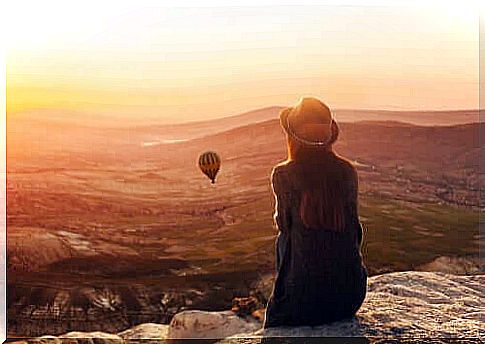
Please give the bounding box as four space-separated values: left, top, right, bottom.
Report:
286 121 355 232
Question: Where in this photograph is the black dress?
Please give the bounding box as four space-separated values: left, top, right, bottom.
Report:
263 159 368 328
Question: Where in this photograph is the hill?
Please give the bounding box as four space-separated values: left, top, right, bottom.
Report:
6 109 481 337
333 109 480 126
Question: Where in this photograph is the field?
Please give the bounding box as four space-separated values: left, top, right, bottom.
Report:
6 108 482 336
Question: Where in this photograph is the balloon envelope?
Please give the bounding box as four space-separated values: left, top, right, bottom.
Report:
198 151 220 183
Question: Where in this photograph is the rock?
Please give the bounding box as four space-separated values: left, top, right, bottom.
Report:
416 255 484 275
167 310 260 339
57 331 123 344
251 308 266 322
27 271 484 342
231 296 262 317
222 271 484 341
28 336 61 344
117 323 169 340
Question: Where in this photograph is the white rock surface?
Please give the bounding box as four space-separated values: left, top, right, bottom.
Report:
117 323 169 340
224 271 484 341
35 331 124 344
168 310 261 339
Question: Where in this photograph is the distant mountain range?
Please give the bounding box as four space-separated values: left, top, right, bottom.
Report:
136 107 481 141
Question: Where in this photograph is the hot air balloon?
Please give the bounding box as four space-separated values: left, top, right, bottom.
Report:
198 151 220 184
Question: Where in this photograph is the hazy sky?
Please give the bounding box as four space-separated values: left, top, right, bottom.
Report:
6 2 479 123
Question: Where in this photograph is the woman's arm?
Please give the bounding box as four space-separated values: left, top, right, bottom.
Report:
271 167 291 233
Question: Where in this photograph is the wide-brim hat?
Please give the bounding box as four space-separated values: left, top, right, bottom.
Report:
280 96 338 146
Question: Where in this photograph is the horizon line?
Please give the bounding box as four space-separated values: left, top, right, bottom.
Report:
7 105 482 126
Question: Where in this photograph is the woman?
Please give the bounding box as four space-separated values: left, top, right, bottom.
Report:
263 96 368 328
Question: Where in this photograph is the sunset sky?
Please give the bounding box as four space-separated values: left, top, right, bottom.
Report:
5 2 480 123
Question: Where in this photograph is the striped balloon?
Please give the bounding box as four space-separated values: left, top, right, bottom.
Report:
198 151 221 184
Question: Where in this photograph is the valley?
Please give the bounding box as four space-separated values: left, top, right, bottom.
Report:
6 108 482 337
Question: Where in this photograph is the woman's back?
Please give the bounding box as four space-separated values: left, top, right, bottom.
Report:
264 156 367 328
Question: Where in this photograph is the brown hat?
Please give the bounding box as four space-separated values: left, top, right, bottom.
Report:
280 96 337 146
